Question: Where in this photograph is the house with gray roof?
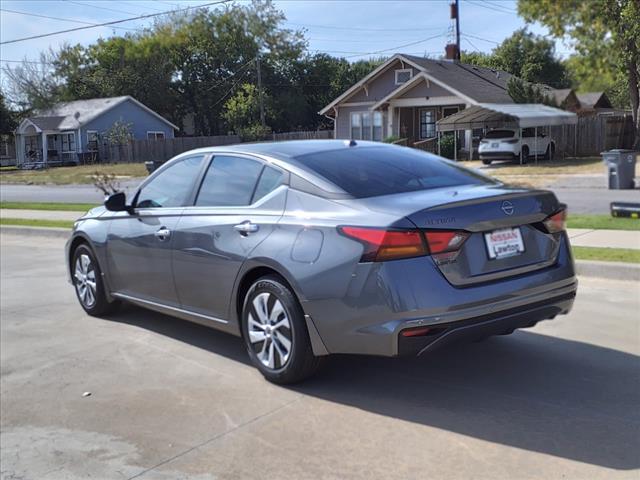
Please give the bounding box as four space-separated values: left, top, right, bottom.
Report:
320 54 518 151
15 96 177 167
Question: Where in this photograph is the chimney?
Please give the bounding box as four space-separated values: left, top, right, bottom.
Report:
445 44 459 60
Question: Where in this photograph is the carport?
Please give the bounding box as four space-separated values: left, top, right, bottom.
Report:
436 103 578 163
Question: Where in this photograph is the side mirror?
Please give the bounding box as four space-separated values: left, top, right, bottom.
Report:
104 192 132 213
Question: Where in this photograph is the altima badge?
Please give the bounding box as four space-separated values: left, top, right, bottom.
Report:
501 200 514 216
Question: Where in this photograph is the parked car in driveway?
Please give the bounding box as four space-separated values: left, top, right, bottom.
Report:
66 140 577 383
479 128 555 165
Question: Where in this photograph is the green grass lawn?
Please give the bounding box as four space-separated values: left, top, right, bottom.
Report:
0 218 75 229
0 201 98 211
0 163 147 185
567 214 640 231
572 246 640 264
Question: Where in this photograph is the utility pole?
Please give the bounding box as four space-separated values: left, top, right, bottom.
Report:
256 55 266 127
455 0 461 61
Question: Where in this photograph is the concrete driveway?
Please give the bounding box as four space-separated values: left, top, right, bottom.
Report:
1 233 639 480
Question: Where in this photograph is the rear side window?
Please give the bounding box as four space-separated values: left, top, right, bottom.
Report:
294 147 494 198
485 130 515 139
196 155 263 206
252 166 284 203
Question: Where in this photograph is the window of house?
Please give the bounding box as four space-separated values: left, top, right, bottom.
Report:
61 132 75 152
373 111 383 141
350 112 362 139
25 136 39 154
362 112 372 140
0 136 9 157
351 111 384 141
87 131 99 151
147 131 165 140
419 109 436 139
136 155 205 208
395 69 413 85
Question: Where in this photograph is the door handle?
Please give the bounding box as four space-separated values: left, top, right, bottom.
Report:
233 221 259 235
154 227 171 241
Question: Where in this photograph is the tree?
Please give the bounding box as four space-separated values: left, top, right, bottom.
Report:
104 119 133 145
222 83 271 139
2 50 62 111
461 29 569 88
518 0 640 147
0 91 18 134
507 77 554 105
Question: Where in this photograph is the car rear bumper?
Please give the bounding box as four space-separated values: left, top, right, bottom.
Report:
479 151 518 160
302 234 577 357
397 291 575 356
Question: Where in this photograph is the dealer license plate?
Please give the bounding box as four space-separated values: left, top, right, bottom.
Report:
485 227 525 259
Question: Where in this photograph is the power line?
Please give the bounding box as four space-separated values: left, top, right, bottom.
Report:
344 32 447 58
462 32 500 45
464 0 515 14
0 8 142 32
0 0 231 45
286 21 446 33
63 0 140 16
115 1 168 13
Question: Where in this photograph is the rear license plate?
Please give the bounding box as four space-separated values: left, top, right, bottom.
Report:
485 227 525 259
491 142 499 148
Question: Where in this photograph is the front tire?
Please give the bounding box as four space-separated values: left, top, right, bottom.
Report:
72 244 119 316
520 146 529 165
241 275 323 384
481 158 492 165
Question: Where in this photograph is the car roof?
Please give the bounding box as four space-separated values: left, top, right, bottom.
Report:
185 139 385 160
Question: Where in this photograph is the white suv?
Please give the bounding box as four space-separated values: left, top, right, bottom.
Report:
478 128 555 165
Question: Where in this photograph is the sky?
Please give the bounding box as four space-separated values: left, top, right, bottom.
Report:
0 0 572 70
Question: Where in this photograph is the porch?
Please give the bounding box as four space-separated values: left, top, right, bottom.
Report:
390 105 469 154
15 120 85 168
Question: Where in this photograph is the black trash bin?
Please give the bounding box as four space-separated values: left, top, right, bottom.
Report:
144 160 163 174
602 149 637 189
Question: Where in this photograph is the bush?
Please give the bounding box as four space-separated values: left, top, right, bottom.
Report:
439 134 459 160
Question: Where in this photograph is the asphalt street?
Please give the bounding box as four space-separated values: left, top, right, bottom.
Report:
1 233 639 479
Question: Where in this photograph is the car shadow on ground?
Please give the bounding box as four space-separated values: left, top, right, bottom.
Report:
111 304 640 471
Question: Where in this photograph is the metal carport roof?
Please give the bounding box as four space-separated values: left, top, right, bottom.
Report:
436 103 578 132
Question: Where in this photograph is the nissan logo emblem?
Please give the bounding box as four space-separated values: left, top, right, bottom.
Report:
501 201 514 216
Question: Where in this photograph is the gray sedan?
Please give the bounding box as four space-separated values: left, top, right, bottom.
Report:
66 140 577 383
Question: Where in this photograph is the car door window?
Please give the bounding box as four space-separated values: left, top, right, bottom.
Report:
136 155 205 208
195 155 263 207
252 166 284 203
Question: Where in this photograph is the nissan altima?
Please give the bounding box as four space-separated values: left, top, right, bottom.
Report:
66 140 577 384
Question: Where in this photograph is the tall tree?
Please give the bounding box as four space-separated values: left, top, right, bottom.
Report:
518 0 640 147
0 91 18 134
461 29 569 88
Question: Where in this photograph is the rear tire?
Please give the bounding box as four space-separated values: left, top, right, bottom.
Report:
520 146 529 165
241 275 323 384
481 158 492 165
72 244 119 316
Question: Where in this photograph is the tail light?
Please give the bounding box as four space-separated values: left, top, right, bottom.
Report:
339 226 469 262
423 230 470 254
338 227 427 262
543 209 567 233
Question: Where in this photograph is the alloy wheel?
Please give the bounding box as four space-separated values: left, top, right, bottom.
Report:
247 292 293 370
74 253 97 308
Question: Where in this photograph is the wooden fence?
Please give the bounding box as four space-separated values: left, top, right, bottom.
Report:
97 130 333 163
549 114 635 157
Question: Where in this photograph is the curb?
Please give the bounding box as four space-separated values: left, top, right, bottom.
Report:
574 259 640 282
1 225 638 281
1 225 71 239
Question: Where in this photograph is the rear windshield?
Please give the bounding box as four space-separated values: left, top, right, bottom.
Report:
484 130 515 139
294 146 494 198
